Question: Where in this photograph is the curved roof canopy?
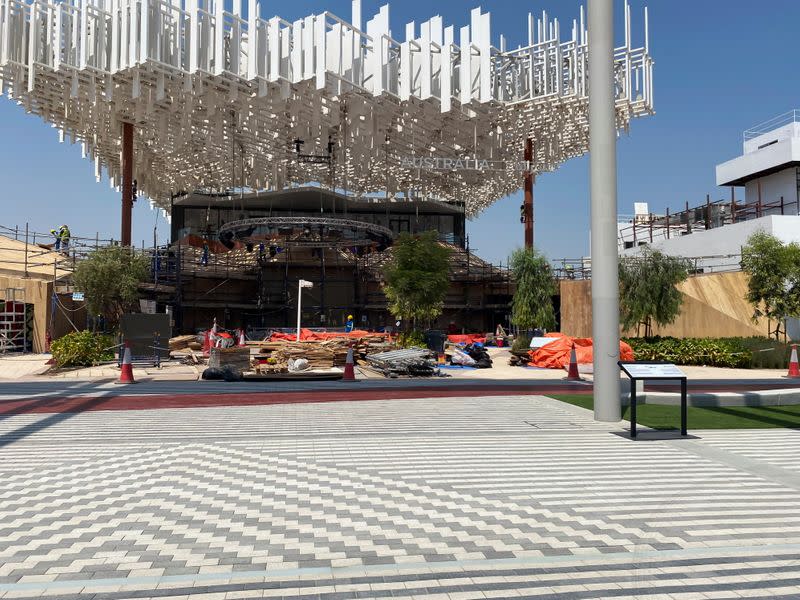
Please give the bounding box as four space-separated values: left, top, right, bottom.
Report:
0 0 653 216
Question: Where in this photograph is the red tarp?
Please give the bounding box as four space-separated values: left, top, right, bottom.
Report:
447 334 487 345
269 329 390 341
528 332 634 369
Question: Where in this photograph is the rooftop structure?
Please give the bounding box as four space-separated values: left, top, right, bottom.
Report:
716 110 800 210
612 111 800 274
0 0 653 217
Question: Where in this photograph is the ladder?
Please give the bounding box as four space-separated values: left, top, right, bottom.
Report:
0 288 28 353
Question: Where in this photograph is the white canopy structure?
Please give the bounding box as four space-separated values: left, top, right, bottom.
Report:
0 0 653 216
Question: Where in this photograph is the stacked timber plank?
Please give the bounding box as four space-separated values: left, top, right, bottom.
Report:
247 335 397 371
169 334 199 351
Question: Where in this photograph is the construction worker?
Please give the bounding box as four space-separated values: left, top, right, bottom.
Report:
50 224 70 254
345 314 355 333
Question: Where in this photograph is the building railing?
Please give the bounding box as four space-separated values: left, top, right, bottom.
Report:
617 194 800 250
744 109 800 142
553 253 744 281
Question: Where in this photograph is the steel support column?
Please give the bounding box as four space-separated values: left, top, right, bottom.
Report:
588 0 621 422
121 122 134 246
523 138 534 248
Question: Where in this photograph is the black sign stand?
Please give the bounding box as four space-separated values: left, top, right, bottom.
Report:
618 361 688 439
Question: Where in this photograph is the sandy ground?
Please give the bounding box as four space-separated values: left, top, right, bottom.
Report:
0 347 790 382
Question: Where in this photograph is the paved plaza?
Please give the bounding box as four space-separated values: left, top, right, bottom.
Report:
1 393 800 599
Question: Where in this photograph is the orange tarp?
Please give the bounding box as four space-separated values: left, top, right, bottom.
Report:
528 333 634 369
270 329 390 341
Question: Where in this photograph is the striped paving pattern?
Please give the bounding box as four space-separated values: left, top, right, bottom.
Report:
1 394 799 598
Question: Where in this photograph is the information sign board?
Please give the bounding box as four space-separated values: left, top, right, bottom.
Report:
620 363 685 379
71 292 84 301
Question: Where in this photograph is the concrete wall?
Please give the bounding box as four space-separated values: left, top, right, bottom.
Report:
560 271 772 339
744 168 799 211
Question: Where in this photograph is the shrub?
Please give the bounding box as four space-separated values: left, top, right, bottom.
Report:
624 336 792 369
397 330 426 348
50 330 115 368
624 337 749 369
511 334 532 355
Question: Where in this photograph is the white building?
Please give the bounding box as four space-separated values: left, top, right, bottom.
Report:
618 110 800 272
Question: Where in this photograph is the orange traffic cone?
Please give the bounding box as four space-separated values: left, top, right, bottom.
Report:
343 344 356 381
564 342 582 381
202 330 211 356
788 344 800 379
116 342 137 384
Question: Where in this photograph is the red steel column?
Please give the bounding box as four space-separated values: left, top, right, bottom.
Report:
121 122 134 246
523 138 534 248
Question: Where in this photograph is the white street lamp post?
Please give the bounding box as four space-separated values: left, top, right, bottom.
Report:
296 279 314 341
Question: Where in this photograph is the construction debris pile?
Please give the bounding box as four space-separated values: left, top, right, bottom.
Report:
248 334 395 374
364 348 438 378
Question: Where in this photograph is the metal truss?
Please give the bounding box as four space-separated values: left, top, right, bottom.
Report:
219 215 394 247
0 0 653 216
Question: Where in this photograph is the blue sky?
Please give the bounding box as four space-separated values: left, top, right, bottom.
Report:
1 0 799 263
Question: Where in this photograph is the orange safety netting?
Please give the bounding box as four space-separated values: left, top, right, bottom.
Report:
270 328 390 341
528 333 634 369
447 334 487 345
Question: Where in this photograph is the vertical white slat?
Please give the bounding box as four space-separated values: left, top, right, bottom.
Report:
458 24 469 105
231 0 240 74
213 0 223 74
326 21 340 84
302 14 313 80
476 9 490 103
554 18 561 95
139 0 148 63
120 0 128 68
341 21 353 82
279 17 288 79
314 13 325 89
440 24 452 113
53 6 62 69
110 0 118 70
79 0 88 67
351 0 360 31
27 1 37 92
290 19 301 82
268 16 279 81
246 0 256 79
188 0 198 71
398 40 409 100
0 0 8 65
419 19 430 99
128 0 137 68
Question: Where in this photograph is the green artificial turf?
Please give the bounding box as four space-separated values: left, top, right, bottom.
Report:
549 394 800 429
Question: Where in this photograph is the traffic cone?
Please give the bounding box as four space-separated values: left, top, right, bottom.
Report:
202 330 211 356
116 342 137 384
564 342 582 381
788 344 800 379
238 329 246 346
343 344 356 381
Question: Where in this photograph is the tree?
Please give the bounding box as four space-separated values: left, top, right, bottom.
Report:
72 245 150 328
618 248 690 337
510 247 556 331
382 231 452 329
740 231 800 338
